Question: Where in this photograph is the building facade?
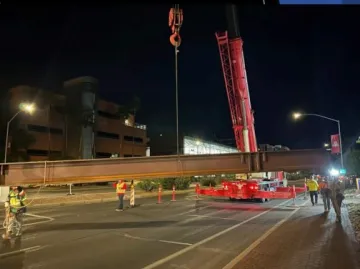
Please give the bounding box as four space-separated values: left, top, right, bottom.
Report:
8 77 149 161
183 136 238 155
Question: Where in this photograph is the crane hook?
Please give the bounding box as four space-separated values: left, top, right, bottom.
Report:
170 32 181 47
168 6 183 47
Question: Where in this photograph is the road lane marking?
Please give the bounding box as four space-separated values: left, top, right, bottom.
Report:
124 233 192 246
222 199 309 269
158 240 192 246
1 213 55 231
0 245 44 258
142 199 292 269
25 213 54 221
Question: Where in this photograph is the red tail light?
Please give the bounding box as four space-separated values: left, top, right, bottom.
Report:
249 185 258 190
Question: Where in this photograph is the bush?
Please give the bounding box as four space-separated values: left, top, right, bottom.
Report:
159 177 191 190
137 180 161 192
137 177 191 191
174 177 191 190
200 178 217 187
161 178 176 190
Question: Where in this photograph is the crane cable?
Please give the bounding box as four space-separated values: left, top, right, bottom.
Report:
169 5 184 179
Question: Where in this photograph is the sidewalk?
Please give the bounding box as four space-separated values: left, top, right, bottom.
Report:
237 199 360 269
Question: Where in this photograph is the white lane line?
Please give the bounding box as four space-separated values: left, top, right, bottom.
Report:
158 240 192 246
142 199 292 269
124 233 192 246
24 213 54 221
1 219 54 231
23 220 53 227
1 214 54 231
0 245 44 258
222 199 309 269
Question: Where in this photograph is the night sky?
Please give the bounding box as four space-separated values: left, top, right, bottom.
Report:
1 5 359 151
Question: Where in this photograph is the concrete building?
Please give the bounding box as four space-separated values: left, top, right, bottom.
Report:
8 77 149 161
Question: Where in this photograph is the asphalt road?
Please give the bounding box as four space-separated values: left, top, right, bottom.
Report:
1 192 357 269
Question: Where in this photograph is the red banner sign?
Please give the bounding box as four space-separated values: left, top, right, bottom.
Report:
331 134 340 154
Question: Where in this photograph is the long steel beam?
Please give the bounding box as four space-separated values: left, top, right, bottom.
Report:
0 149 330 186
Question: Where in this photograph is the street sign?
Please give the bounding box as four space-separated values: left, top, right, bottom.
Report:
340 168 346 175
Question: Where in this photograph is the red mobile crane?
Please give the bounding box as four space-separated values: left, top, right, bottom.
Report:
216 5 284 182
169 5 299 201
216 5 257 154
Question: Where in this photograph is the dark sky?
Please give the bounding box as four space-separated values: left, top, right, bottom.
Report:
1 5 359 151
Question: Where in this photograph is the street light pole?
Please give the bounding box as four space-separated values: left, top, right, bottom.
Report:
4 103 35 163
294 113 343 169
4 110 22 163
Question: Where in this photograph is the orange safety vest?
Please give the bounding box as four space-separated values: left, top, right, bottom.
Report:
116 183 126 194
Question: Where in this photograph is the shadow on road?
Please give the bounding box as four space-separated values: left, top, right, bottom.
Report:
24 217 247 232
204 204 295 212
0 237 25 269
323 224 360 268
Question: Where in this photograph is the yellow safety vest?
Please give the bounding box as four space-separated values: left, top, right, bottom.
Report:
306 180 319 192
9 190 22 208
116 183 125 194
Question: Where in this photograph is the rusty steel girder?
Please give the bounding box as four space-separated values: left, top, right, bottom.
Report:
0 149 330 186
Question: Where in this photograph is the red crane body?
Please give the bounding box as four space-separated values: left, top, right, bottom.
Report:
216 32 257 153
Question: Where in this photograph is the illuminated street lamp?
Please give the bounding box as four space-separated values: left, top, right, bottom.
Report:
329 168 340 177
324 143 329 147
4 103 35 163
292 112 302 120
293 112 343 169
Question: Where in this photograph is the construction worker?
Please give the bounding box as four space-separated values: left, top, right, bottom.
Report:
335 188 345 222
319 178 331 212
306 177 319 206
3 186 27 239
115 180 127 211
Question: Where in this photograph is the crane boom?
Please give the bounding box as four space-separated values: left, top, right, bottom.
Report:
216 5 257 153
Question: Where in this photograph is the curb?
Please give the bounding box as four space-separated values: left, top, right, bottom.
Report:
26 189 195 207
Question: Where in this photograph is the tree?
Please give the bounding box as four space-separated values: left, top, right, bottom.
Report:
345 150 360 175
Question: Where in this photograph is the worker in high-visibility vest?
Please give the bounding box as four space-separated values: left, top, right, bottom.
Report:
115 180 127 211
319 179 331 212
306 178 319 206
3 186 27 239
